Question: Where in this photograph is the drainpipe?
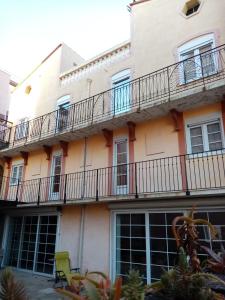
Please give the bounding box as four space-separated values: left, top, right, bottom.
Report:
78 137 88 271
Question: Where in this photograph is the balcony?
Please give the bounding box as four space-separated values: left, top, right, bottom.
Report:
0 149 225 206
0 45 225 156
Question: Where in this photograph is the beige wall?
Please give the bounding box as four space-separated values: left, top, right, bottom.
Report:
59 54 133 106
0 69 10 119
131 0 225 78
8 44 83 124
60 204 110 274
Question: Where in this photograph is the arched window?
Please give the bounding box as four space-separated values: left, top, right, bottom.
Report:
178 34 216 83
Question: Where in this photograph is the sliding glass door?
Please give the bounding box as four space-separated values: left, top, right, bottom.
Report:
5 215 58 274
114 210 225 284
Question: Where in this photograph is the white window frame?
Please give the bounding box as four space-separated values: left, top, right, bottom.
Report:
185 113 225 155
178 34 217 84
49 151 62 200
10 163 24 185
113 137 129 195
111 69 131 115
111 208 225 284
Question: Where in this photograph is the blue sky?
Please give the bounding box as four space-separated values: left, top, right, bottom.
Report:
0 0 130 79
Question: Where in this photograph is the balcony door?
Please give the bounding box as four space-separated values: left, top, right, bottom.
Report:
56 95 70 132
50 153 62 200
114 138 129 195
112 69 131 115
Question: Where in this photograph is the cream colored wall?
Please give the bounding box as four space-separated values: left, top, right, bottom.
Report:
65 135 108 174
23 151 48 181
8 44 84 124
60 204 110 274
134 116 179 161
60 43 84 74
0 69 10 118
59 206 81 268
82 204 110 273
59 55 133 106
131 0 225 78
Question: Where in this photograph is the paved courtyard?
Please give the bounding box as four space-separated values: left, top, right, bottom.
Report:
0 269 68 300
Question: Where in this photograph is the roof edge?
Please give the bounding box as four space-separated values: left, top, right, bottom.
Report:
130 0 151 7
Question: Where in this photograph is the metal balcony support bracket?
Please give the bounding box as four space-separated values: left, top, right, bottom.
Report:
127 121 136 142
20 151 29 165
60 141 69 157
170 109 182 132
43 145 52 160
3 156 11 169
102 129 113 147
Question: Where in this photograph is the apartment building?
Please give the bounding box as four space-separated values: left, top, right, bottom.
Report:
0 0 225 284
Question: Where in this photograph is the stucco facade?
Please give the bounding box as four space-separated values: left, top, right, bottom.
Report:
0 0 225 284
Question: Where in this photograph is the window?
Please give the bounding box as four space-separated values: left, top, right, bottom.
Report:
113 210 225 284
50 153 62 199
57 95 70 131
15 118 28 140
185 0 200 16
179 34 216 83
112 70 131 115
114 138 128 194
186 117 224 154
10 164 24 185
6 215 57 274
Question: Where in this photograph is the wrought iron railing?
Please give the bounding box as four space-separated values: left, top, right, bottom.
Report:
0 44 225 150
0 119 12 150
0 149 224 204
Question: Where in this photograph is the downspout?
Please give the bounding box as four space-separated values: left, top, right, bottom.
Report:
78 137 87 271
78 80 91 271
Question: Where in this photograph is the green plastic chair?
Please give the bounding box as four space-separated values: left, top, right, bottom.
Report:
54 251 80 286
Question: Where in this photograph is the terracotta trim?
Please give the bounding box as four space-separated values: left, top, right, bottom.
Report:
130 0 151 7
177 112 186 155
20 151 29 166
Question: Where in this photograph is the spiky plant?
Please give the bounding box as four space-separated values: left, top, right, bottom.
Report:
0 267 28 300
122 270 144 300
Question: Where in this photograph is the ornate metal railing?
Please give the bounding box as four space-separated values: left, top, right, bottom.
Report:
1 44 225 150
0 149 224 204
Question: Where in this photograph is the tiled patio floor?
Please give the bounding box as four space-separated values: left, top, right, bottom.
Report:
0 269 68 300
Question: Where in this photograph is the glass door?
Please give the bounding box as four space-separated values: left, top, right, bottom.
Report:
112 70 130 115
50 154 62 200
19 216 38 270
114 139 128 195
6 215 57 275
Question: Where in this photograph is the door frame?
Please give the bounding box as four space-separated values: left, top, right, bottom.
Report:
113 137 129 195
49 151 63 200
111 69 131 115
